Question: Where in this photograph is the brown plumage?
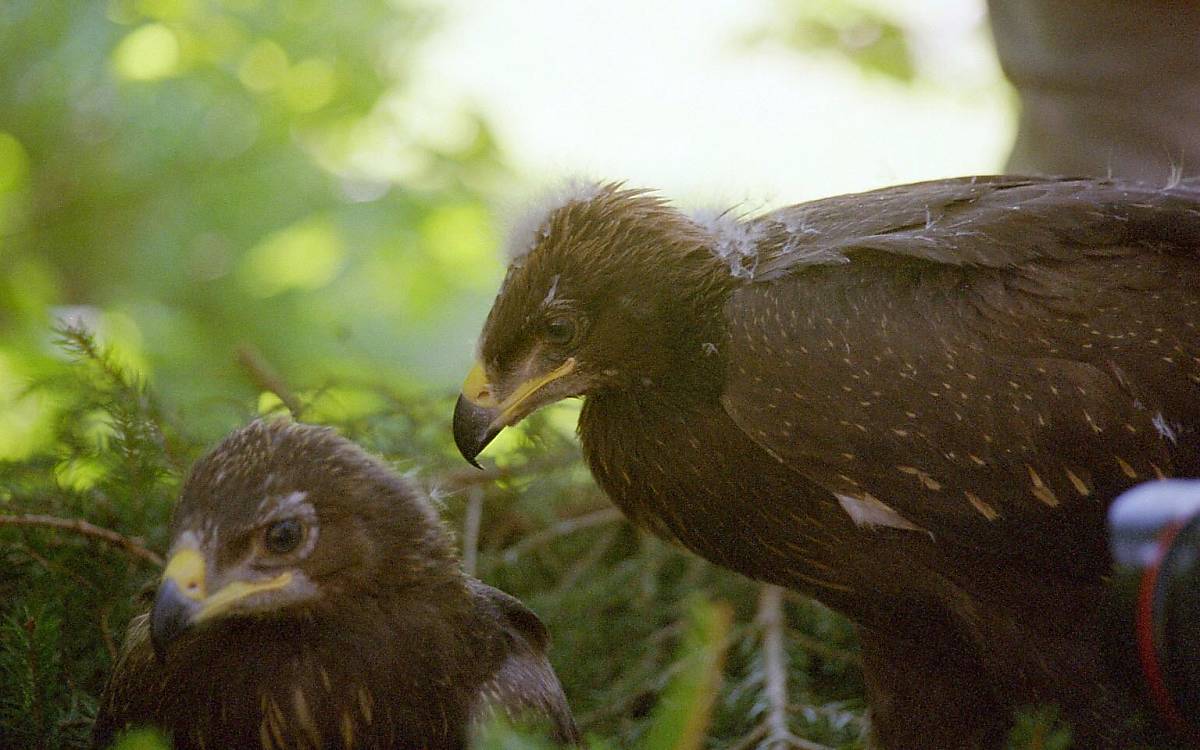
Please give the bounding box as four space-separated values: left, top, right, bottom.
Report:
452 176 1200 748
93 420 578 750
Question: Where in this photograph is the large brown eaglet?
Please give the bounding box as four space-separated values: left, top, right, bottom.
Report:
453 175 1200 749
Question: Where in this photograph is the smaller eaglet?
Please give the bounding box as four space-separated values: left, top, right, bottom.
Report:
93 419 579 750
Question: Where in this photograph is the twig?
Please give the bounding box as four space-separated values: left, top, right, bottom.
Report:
758 585 793 747
14 542 96 592
434 452 581 493
757 585 832 750
0 514 163 568
786 702 866 730
461 487 483 577
558 527 619 591
726 724 768 750
236 344 304 418
784 627 861 666
501 507 625 562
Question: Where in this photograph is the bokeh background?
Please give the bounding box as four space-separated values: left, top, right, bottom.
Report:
0 0 1078 747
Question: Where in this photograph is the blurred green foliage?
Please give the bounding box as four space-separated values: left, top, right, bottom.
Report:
0 0 504 449
1005 708 1073 750
738 0 915 83
639 597 732 750
109 728 169 750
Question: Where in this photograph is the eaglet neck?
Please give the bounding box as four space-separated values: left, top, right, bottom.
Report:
576 332 906 623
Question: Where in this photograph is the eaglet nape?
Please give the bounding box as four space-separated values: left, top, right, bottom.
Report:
93 419 579 750
453 176 1200 749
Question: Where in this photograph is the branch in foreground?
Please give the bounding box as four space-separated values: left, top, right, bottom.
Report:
756 584 832 750
0 514 163 568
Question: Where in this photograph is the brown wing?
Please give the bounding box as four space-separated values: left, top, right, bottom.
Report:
749 176 1200 279
721 185 1200 571
92 613 157 749
467 582 580 745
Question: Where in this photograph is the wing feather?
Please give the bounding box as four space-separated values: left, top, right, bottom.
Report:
720 180 1200 569
748 176 1200 281
467 582 580 745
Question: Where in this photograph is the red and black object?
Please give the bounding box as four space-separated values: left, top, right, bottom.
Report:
1108 480 1200 746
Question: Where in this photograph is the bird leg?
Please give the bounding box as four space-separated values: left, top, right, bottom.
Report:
858 625 1009 749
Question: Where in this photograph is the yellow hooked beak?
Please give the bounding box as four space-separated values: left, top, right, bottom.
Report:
452 357 576 466
150 547 292 659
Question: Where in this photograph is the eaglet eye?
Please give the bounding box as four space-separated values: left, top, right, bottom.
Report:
263 518 304 555
543 316 577 346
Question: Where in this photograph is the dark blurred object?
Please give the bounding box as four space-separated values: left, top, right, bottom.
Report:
989 0 1200 182
1107 480 1200 746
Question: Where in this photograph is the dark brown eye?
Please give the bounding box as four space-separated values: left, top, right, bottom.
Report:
544 316 576 345
264 518 303 555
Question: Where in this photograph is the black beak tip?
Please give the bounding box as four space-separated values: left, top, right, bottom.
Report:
150 578 196 662
452 394 502 468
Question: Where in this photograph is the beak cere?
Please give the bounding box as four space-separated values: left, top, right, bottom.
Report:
452 358 577 467
150 577 201 660
149 545 294 660
150 548 206 660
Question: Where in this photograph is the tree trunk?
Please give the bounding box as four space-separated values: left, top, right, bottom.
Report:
989 0 1200 182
